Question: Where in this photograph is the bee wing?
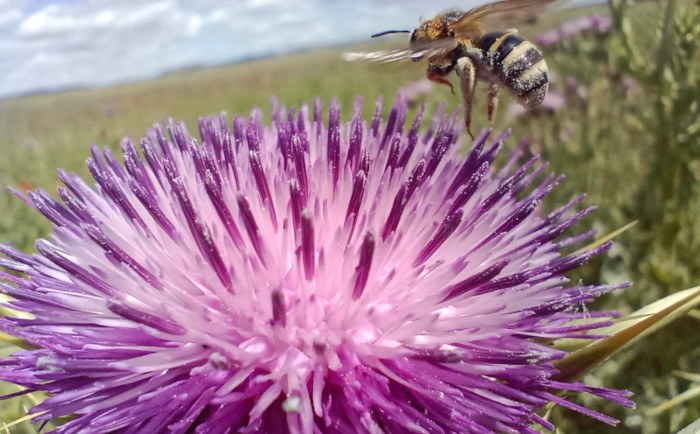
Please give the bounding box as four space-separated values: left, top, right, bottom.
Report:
450 0 559 38
343 39 458 63
342 49 424 63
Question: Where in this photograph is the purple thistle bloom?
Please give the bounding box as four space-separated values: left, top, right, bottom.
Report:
0 96 633 433
507 90 567 117
590 15 613 33
623 76 640 95
536 29 562 47
398 79 434 103
536 14 614 47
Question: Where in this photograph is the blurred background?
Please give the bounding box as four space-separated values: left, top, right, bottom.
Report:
0 0 698 432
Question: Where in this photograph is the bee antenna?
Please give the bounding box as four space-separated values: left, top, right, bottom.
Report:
371 30 411 38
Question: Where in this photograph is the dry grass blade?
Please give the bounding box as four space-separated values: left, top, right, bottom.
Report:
687 308 700 321
677 418 700 434
646 385 700 416
672 370 700 382
645 370 700 417
574 220 637 254
0 411 46 430
552 287 700 383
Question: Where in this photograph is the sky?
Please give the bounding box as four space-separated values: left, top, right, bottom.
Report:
0 0 591 98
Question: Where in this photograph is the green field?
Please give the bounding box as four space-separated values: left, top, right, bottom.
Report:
1 1 699 432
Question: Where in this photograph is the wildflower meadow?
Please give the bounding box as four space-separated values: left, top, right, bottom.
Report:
0 0 698 432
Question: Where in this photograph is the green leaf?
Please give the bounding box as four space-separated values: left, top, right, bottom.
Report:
552 287 700 383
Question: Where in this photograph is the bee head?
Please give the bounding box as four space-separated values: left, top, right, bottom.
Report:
409 24 431 50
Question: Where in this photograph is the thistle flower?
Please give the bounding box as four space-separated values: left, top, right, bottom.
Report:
507 90 566 118
623 76 640 96
536 14 613 47
535 29 561 48
0 96 633 433
398 78 434 103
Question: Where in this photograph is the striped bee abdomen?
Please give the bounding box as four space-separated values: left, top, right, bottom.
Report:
479 31 549 106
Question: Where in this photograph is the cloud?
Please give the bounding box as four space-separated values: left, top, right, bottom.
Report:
4 0 222 95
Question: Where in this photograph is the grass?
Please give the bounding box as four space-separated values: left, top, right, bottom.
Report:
1 1 699 432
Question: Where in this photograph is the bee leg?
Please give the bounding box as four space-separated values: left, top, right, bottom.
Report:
455 57 476 139
427 65 455 95
487 82 500 123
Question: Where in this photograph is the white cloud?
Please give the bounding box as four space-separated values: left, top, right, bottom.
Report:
0 8 22 29
19 0 177 36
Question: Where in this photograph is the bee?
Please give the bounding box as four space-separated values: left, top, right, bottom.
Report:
344 0 555 138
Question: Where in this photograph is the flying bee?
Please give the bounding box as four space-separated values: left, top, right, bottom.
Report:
344 0 555 138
